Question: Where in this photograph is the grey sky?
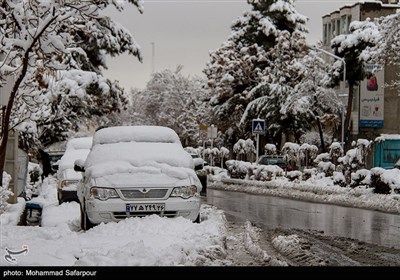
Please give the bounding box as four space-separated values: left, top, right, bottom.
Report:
104 0 359 90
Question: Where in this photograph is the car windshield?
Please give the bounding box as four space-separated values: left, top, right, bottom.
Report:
258 157 285 165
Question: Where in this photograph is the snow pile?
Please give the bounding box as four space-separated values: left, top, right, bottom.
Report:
243 221 287 266
0 197 26 226
0 204 228 266
1 171 13 214
210 177 400 214
271 234 326 266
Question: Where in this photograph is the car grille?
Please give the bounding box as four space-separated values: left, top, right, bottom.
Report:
120 189 169 199
113 211 177 219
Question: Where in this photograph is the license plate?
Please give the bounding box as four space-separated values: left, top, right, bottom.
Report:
126 203 165 212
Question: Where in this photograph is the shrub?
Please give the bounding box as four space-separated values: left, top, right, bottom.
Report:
370 167 400 194
253 165 283 181
286 171 302 182
333 171 346 188
302 168 317 181
226 160 252 179
350 169 371 188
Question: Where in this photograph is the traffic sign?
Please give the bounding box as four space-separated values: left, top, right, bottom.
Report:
199 124 208 140
207 125 217 139
199 130 208 140
252 119 265 134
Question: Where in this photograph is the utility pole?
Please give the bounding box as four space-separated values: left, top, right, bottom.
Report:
151 42 155 74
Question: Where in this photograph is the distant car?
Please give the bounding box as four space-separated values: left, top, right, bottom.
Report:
57 137 92 204
186 151 208 195
257 155 293 171
47 151 65 173
75 126 202 230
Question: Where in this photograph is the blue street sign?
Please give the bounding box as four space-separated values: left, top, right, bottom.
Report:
252 119 265 134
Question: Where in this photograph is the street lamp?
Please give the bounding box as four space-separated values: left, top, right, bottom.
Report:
309 46 346 149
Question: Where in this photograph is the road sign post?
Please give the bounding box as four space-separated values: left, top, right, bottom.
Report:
252 119 265 162
199 124 208 167
207 124 217 166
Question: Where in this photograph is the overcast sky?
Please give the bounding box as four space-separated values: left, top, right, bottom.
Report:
103 0 360 90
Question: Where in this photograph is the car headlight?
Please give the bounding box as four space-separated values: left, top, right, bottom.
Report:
170 186 198 199
61 180 79 189
90 187 119 201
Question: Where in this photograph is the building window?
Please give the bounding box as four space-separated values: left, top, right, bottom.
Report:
323 24 328 45
341 16 347 34
341 15 352 34
328 23 331 42
336 19 341 35
347 15 352 33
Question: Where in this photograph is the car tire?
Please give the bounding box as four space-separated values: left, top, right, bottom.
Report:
57 191 63 205
193 214 200 224
80 202 94 230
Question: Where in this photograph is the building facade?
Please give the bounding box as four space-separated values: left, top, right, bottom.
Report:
321 1 400 146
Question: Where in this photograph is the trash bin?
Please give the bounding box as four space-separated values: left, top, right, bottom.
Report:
25 202 42 226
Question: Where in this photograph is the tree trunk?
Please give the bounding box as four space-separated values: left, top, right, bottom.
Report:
316 117 326 153
343 80 354 150
0 11 58 187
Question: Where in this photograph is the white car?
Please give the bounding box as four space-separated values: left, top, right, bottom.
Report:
75 126 202 230
57 137 92 204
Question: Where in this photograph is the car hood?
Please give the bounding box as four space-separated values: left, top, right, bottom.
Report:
88 162 202 191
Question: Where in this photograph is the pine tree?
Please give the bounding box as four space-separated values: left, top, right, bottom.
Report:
204 0 309 148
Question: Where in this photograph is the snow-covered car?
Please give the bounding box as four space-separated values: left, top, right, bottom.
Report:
184 148 208 195
57 137 92 204
257 155 293 171
395 159 400 169
75 126 202 230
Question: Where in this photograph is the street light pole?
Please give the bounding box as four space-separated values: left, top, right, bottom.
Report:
151 42 155 74
309 46 346 149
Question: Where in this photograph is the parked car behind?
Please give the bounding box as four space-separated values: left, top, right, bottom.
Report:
257 155 293 171
57 137 92 204
184 147 208 195
75 126 202 230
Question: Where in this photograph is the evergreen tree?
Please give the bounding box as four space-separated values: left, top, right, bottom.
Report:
204 0 309 149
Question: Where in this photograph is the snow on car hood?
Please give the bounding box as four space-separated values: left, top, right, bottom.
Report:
92 168 200 189
84 141 201 189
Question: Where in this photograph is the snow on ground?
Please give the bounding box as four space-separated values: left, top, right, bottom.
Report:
209 169 400 214
1 205 228 266
0 178 228 266
2 164 400 266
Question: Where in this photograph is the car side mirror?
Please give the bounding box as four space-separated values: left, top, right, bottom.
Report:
194 164 203 171
74 159 85 172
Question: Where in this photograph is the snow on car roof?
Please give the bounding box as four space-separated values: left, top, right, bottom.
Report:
59 148 91 171
63 168 82 181
85 126 201 187
93 126 181 145
85 142 194 178
65 136 93 150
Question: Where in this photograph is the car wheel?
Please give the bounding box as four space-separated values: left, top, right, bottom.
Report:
80 202 94 230
57 191 63 205
193 214 200 224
